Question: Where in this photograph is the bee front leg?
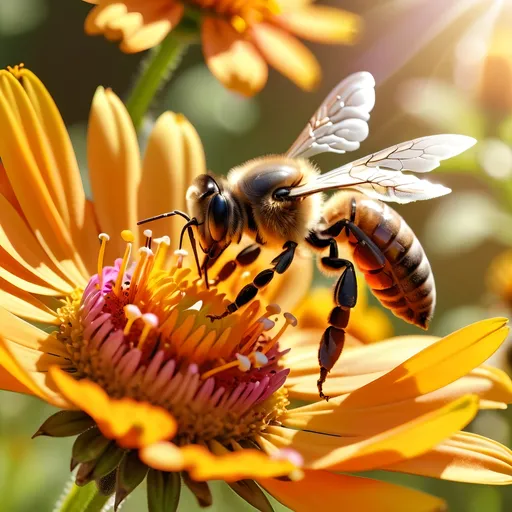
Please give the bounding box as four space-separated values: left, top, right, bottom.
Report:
207 241 297 321
317 239 357 401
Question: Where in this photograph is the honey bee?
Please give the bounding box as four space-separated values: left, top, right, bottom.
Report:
139 72 476 400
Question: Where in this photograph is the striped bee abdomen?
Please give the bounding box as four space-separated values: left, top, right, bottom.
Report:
321 191 435 329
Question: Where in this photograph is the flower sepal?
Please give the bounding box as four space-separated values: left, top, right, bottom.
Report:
32 410 95 439
147 469 181 512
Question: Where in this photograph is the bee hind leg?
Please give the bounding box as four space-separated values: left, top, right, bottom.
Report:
316 239 357 401
207 241 297 321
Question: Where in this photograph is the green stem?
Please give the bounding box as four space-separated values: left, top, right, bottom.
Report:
57 482 111 512
126 33 188 132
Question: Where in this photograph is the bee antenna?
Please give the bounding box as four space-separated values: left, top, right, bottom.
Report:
178 219 202 281
137 210 191 226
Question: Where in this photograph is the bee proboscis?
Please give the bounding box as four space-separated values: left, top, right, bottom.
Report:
139 72 476 400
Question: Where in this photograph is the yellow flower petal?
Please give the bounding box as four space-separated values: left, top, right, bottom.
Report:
88 86 141 256
51 368 177 448
0 336 70 407
120 5 184 54
259 470 446 512
138 111 206 251
275 6 360 44
284 365 512 436
0 70 87 285
250 23 320 91
202 18 268 97
0 277 58 324
386 432 512 485
0 194 75 294
141 442 298 482
260 395 478 472
344 318 509 408
16 69 98 274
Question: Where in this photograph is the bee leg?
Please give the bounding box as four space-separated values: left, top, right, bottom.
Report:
207 241 297 321
212 244 262 285
317 239 357 401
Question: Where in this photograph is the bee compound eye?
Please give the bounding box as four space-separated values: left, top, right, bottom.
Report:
208 194 229 242
273 188 291 201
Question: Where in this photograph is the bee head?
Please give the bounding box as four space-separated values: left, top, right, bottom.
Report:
186 174 234 258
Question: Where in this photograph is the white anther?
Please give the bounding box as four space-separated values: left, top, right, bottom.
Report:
253 351 268 367
235 353 251 372
124 304 142 320
138 246 153 256
154 236 171 246
284 312 298 327
258 318 275 331
98 233 110 242
174 249 188 257
141 313 159 328
143 229 153 238
266 304 281 315
186 300 203 312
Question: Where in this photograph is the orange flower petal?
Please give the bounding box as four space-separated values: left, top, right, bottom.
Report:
275 6 360 44
0 336 70 407
88 86 141 255
250 23 320 91
0 277 58 324
120 5 184 54
386 432 512 485
259 470 445 512
260 395 478 472
138 111 206 251
17 69 98 274
0 194 75 294
51 368 176 448
344 318 509 408
140 442 298 482
202 18 268 97
0 70 87 285
284 365 512 436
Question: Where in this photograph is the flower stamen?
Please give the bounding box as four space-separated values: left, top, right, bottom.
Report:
138 313 159 349
262 313 297 354
201 353 251 380
123 304 142 335
143 229 153 249
96 233 110 290
114 230 134 296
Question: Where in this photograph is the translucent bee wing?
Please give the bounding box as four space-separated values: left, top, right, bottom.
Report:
286 72 376 159
287 134 477 204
